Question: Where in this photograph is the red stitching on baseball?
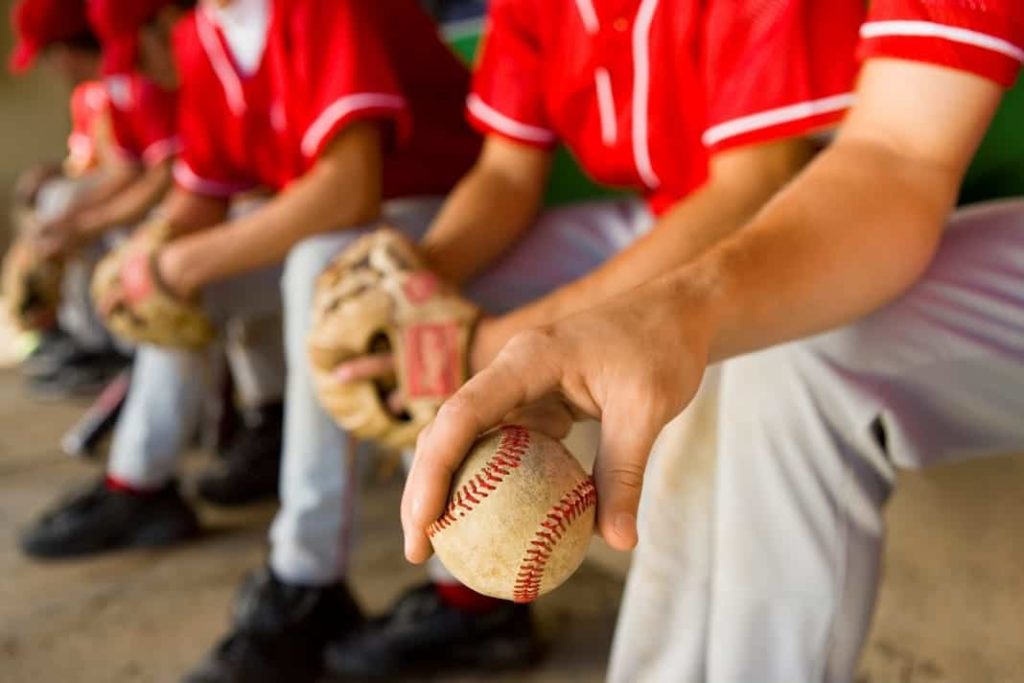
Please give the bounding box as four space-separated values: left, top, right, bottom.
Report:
427 426 531 537
512 476 597 604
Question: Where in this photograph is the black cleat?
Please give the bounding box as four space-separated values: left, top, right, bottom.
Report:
323 583 542 680
28 348 130 399
184 570 363 683
195 402 283 506
20 479 200 559
20 327 78 379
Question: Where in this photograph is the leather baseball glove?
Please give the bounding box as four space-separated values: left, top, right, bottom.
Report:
91 219 214 349
2 231 63 331
308 228 480 450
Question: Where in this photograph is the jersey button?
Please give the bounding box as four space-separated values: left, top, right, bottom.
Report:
613 17 629 32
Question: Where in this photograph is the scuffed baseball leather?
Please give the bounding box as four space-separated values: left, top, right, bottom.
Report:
308 227 479 450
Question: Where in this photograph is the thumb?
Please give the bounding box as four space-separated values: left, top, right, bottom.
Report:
593 406 662 551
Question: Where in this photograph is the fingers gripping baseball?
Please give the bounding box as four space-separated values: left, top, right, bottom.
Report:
593 405 663 550
402 331 569 563
404 290 712 563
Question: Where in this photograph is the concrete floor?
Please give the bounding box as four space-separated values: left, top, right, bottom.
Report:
0 366 1022 683
0 368 621 683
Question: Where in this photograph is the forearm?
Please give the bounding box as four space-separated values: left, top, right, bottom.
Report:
492 140 815 341
76 161 173 237
420 159 549 285
65 162 140 215
170 151 380 290
681 136 959 362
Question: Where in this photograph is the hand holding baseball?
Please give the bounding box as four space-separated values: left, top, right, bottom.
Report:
428 426 596 602
402 281 714 562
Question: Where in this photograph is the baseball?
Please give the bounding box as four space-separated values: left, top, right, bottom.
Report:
428 425 597 603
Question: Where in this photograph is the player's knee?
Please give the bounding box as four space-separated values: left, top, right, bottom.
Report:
720 342 817 426
281 237 340 306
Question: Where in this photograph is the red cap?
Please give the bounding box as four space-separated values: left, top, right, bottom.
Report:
9 0 91 73
86 0 174 75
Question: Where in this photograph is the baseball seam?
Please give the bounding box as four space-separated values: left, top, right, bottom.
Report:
427 425 531 537
512 476 597 603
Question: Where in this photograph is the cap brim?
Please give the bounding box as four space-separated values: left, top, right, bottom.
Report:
101 35 137 76
8 40 39 73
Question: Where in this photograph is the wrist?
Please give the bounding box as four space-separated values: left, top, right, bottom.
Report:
469 315 511 373
158 240 203 299
661 260 729 362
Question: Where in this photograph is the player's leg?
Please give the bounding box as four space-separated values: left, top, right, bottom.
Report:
707 199 1024 682
186 200 440 683
327 198 663 677
607 369 720 683
19 175 113 382
462 197 653 313
195 312 287 506
19 343 206 559
19 250 285 559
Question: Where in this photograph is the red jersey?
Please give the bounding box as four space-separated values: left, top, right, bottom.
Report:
171 0 480 199
858 0 1023 87
104 73 179 167
470 0 864 215
66 81 108 175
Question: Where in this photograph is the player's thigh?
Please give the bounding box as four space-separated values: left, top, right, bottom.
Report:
795 198 1024 467
280 197 442 303
463 197 651 313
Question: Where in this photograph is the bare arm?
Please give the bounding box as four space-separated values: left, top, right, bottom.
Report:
64 160 141 214
160 185 230 233
695 60 1001 360
75 159 173 239
158 122 384 296
478 138 817 357
419 136 552 284
403 59 1005 559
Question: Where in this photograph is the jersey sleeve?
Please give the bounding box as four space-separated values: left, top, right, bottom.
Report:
171 17 258 198
858 0 1024 87
105 76 180 167
132 82 180 166
701 0 864 152
283 0 412 164
466 0 556 148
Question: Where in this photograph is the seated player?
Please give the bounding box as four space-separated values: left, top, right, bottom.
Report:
46 1 494 681
404 1 1024 681
324 0 862 679
17 0 288 561
7 0 145 390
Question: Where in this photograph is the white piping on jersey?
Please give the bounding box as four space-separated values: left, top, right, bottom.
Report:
861 20 1024 63
302 93 407 158
142 137 182 166
573 0 600 34
104 75 134 110
631 0 660 189
466 94 558 144
702 93 855 148
594 68 618 146
173 160 256 198
196 8 247 116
